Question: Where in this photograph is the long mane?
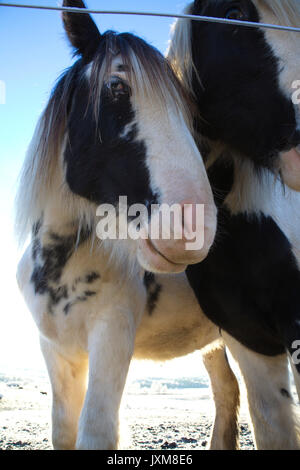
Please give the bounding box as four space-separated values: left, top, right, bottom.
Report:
15 31 192 246
255 0 300 29
167 0 300 91
167 4 194 92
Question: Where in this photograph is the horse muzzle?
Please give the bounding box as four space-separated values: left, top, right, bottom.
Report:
137 200 217 274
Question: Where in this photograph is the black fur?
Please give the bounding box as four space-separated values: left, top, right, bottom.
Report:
30 221 93 314
62 0 102 63
206 155 235 207
191 0 300 169
186 207 300 356
143 272 162 315
85 272 101 283
63 290 96 315
31 233 76 289
71 272 100 292
280 388 291 398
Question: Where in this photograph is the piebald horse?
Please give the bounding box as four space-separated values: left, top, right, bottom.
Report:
16 0 239 450
169 0 300 450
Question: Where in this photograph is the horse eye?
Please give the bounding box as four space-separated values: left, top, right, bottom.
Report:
225 7 245 20
112 82 124 92
109 79 130 98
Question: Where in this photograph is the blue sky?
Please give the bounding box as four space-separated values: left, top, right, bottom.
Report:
0 0 208 377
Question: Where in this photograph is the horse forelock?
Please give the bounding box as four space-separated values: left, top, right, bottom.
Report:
167 3 195 92
87 31 193 129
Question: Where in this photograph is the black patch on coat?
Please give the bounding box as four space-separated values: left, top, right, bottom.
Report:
31 233 76 290
197 138 211 163
32 218 43 237
280 388 291 399
71 271 101 291
143 272 162 315
64 67 157 209
86 272 100 283
84 290 97 297
206 155 235 208
191 0 300 169
30 221 91 314
63 290 96 315
186 209 300 356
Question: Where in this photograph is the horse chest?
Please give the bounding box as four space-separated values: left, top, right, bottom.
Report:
21 233 145 349
186 208 300 356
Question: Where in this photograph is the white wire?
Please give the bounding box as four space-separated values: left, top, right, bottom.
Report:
1 2 300 34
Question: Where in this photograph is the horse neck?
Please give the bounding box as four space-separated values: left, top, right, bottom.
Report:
225 158 279 216
36 191 141 279
205 145 282 216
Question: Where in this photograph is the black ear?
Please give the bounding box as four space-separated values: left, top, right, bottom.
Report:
62 0 102 63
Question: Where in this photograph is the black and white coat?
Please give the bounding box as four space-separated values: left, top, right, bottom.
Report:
16 0 236 451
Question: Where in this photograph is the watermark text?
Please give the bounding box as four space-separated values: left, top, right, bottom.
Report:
292 80 300 105
96 196 205 251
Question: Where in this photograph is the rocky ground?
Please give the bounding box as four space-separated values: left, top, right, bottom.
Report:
0 371 254 451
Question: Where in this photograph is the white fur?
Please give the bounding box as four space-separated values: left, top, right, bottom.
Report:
17 241 240 450
223 333 300 450
224 160 300 261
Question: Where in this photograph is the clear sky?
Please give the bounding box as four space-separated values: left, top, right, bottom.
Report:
0 0 208 379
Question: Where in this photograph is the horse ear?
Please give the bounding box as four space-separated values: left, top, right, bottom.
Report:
62 0 102 62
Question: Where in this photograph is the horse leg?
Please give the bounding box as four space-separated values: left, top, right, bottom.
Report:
76 307 139 450
203 344 240 450
223 333 300 450
40 337 88 450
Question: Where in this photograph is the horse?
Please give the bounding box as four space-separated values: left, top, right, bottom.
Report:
168 0 300 449
15 0 240 450
169 0 300 190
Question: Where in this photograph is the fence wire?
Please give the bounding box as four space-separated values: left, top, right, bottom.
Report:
0 2 300 34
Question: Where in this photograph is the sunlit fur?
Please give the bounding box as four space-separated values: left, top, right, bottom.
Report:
15 12 231 449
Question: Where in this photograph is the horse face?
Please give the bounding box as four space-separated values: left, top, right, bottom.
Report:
62 1 217 273
64 58 154 210
191 0 300 182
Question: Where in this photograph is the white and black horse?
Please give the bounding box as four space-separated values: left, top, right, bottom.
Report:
15 0 241 450
169 0 300 449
